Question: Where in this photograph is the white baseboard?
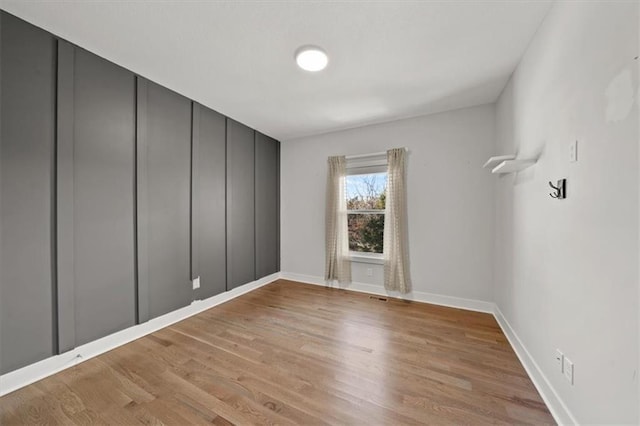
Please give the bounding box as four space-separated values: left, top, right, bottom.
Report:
493 305 577 425
280 271 495 313
0 273 280 397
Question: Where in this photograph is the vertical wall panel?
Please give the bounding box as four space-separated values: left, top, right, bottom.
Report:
277 142 281 271
0 12 57 373
226 119 255 290
70 48 136 346
56 40 76 353
194 104 226 299
255 132 280 279
138 79 192 319
136 78 149 323
191 104 200 282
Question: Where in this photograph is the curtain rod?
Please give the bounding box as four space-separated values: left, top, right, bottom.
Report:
344 147 408 160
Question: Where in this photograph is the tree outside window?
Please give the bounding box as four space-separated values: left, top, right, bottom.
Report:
346 172 387 254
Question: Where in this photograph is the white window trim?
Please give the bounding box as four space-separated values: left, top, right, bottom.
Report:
346 162 387 175
346 157 387 264
350 251 384 265
347 209 385 215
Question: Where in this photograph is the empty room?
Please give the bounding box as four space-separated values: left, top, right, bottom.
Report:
0 0 638 424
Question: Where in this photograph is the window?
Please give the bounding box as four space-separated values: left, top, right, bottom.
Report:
346 161 387 261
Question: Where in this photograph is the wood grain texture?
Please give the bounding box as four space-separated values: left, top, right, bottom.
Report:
0 280 554 425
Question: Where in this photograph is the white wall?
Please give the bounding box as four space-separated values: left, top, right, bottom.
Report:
281 104 495 302
494 1 639 423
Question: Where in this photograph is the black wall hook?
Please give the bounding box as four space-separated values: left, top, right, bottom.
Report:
549 179 566 199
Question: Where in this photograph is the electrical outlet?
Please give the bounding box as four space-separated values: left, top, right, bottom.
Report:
569 140 578 162
366 268 373 277
556 349 564 373
563 356 574 384
192 277 200 290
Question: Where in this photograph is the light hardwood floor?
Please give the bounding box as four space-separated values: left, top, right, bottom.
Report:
0 279 554 425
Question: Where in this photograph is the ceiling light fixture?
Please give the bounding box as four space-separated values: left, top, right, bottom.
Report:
295 45 328 72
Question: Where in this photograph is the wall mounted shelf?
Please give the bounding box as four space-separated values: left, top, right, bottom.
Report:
484 154 536 174
491 159 536 174
483 155 516 169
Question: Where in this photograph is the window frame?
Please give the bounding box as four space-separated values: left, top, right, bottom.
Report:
345 157 387 264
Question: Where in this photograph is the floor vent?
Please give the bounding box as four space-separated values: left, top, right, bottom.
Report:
369 296 388 302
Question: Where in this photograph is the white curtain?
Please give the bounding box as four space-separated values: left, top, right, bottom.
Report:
384 148 411 293
325 156 351 283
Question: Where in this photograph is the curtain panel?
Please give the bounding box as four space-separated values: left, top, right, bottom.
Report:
325 156 351 283
384 148 411 293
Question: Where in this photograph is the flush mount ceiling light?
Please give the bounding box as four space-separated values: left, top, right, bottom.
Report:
295 45 328 72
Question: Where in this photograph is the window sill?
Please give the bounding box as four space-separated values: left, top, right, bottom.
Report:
350 253 384 265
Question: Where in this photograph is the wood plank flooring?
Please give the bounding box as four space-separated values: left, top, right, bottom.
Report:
0 279 554 425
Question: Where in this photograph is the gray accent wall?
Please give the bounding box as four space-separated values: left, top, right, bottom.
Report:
193 104 227 299
0 11 280 375
64 47 137 347
139 80 193 319
136 79 150 323
255 132 280 279
0 12 57 374
226 119 256 290
56 40 76 354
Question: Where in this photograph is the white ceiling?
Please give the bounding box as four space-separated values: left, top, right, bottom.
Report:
0 0 552 140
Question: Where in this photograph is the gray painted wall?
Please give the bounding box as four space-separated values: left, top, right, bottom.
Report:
68 48 137 346
226 119 256 290
255 132 280 279
0 12 57 374
0 11 280 374
193 104 227 299
141 80 193 320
